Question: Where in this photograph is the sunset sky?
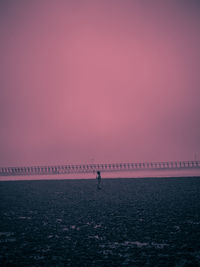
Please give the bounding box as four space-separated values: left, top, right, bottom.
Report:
0 0 200 167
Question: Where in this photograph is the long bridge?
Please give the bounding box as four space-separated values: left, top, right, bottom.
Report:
0 160 200 177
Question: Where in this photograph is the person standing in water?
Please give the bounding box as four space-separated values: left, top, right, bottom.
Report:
96 171 101 190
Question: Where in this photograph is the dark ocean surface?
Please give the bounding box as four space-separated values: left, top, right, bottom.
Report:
0 177 200 266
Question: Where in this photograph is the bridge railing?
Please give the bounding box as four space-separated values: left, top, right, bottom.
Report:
0 161 200 176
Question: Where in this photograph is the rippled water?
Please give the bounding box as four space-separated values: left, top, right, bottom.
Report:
0 177 200 266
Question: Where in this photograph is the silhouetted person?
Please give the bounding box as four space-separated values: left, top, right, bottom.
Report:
96 171 101 190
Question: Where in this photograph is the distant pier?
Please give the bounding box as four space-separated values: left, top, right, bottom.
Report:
0 160 200 176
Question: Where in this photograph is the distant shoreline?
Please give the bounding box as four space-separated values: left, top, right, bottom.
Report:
0 175 200 182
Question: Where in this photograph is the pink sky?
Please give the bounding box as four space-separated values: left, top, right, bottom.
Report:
0 0 200 167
